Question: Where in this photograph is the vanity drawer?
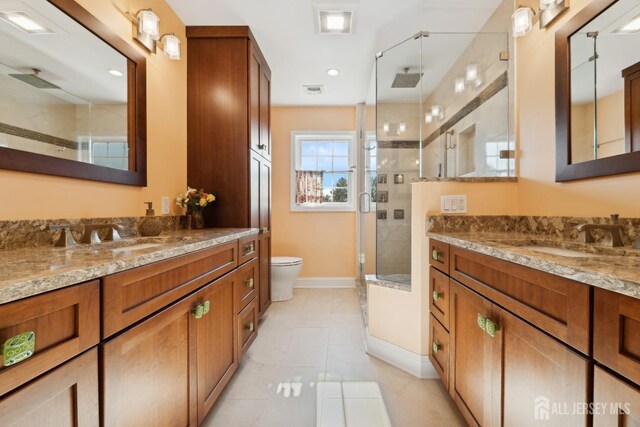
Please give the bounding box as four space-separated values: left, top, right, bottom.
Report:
449 245 591 355
429 314 449 390
594 288 640 386
238 234 259 265
0 281 100 397
102 241 238 338
429 267 450 330
237 297 258 356
235 259 259 314
429 239 450 274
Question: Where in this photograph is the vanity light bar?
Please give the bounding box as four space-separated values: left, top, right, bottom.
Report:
0 12 53 34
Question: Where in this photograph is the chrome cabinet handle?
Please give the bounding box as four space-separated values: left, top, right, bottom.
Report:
433 291 442 301
246 278 254 288
246 322 255 332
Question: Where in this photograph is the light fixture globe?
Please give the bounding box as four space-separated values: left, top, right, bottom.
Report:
512 7 534 37
138 10 160 40
161 34 181 60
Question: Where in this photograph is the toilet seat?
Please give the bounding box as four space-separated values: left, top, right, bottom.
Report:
271 256 303 267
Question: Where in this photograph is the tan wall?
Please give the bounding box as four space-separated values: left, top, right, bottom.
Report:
516 0 640 217
0 0 186 220
271 106 357 278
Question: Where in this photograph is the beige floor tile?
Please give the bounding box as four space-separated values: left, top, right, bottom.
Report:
202 398 268 427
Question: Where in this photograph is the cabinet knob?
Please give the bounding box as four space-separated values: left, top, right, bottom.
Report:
2 331 35 367
432 342 441 354
202 301 211 315
245 243 254 254
246 278 254 288
485 319 499 338
260 227 269 234
477 314 487 331
192 305 204 319
432 291 442 301
246 322 255 332
432 250 442 261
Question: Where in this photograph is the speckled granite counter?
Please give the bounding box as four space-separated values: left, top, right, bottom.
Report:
427 231 640 300
0 228 258 305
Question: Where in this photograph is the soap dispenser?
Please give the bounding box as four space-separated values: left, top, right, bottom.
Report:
138 202 163 237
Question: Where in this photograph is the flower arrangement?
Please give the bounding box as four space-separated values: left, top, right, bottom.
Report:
176 187 215 212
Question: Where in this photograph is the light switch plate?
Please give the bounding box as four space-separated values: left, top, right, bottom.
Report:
441 195 467 213
161 197 170 215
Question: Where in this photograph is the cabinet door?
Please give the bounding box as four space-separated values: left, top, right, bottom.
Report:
195 274 238 424
0 348 98 427
593 366 640 427
449 280 493 427
259 158 271 231
495 305 589 427
102 297 197 427
249 45 261 154
250 150 261 229
259 233 271 314
259 68 271 160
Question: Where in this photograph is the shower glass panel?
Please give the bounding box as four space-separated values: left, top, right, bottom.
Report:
374 31 512 284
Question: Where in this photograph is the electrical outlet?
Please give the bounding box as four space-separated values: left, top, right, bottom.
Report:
441 195 467 214
161 197 170 215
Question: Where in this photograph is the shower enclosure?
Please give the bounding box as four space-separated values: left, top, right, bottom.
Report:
360 31 514 284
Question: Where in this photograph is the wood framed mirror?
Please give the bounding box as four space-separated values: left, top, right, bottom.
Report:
0 0 147 186
555 0 640 182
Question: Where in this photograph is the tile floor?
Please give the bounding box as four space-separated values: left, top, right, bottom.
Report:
203 288 465 427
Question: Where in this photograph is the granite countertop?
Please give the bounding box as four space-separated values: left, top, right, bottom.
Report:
0 228 258 305
427 231 640 300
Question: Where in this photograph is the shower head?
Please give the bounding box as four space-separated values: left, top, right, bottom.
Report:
391 67 423 88
9 69 59 89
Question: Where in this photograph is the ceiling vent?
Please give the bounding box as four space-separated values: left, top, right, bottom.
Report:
304 85 324 95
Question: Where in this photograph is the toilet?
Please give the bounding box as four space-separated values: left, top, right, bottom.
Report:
271 257 303 302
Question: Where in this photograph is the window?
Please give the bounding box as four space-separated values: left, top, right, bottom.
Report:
290 131 356 211
484 140 514 177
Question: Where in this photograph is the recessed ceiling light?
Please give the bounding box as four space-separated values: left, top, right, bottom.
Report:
327 68 339 77
617 14 640 33
318 11 352 34
0 12 53 34
108 69 124 77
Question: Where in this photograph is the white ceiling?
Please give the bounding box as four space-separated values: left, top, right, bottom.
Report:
167 0 505 106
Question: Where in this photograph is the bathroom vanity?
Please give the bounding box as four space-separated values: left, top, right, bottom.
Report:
427 231 640 426
0 229 260 426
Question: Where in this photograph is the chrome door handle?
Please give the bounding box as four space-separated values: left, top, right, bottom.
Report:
359 192 371 213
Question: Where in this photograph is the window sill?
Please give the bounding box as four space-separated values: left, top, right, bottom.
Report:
290 204 356 213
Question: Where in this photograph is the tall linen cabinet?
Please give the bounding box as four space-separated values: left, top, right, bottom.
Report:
186 26 272 315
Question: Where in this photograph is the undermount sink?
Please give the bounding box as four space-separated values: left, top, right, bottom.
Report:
523 246 597 258
111 243 162 253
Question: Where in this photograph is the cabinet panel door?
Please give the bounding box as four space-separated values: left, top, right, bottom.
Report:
259 159 271 230
449 280 493 427
102 297 197 427
495 306 589 427
195 274 238 424
259 234 271 314
0 348 98 427
249 45 261 153
259 69 271 160
593 366 640 427
250 151 261 229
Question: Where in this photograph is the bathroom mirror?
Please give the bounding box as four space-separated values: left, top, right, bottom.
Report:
556 0 640 181
0 0 147 185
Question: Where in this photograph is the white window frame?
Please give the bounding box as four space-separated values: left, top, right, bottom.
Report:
290 131 357 212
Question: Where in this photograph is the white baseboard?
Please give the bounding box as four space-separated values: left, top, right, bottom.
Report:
294 277 356 289
364 329 438 380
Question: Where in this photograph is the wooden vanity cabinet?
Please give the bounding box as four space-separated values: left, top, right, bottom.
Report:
187 26 272 316
102 272 237 427
593 366 640 427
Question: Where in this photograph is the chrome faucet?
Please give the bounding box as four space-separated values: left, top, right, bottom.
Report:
80 223 122 245
576 215 625 247
49 224 77 247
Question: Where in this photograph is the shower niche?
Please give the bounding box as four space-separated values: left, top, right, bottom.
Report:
372 29 514 284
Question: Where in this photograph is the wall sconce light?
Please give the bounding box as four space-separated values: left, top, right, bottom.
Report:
513 0 569 37
425 113 433 124
135 9 160 52
383 122 390 132
159 33 181 60
454 77 465 94
426 106 445 123
398 122 406 133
